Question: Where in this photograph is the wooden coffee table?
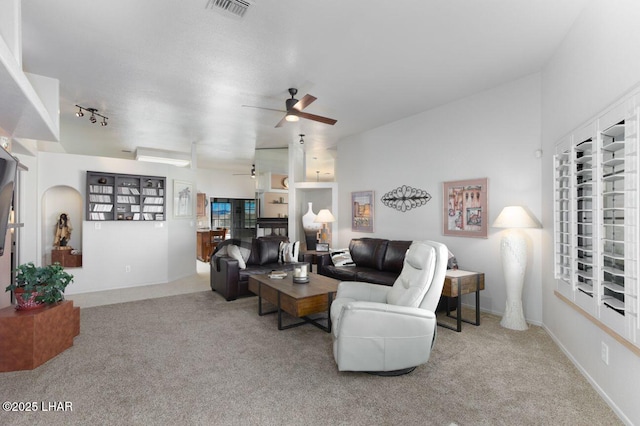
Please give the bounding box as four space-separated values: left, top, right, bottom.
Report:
248 272 339 332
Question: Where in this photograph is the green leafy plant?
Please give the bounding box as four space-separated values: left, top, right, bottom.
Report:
5 262 74 305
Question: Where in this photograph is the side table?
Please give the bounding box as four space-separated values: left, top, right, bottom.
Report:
438 270 485 332
51 248 82 268
300 250 331 273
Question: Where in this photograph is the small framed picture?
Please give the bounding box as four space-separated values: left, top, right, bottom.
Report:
442 178 488 238
316 243 330 252
352 190 374 232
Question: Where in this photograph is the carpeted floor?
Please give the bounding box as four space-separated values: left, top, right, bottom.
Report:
0 291 622 425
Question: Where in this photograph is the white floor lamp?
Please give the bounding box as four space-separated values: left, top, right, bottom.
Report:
492 206 541 331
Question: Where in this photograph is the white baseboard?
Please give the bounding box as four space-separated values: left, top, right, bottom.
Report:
542 324 630 425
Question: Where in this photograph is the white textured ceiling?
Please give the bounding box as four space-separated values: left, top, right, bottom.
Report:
20 0 588 172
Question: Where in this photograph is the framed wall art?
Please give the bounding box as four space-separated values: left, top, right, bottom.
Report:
351 190 374 232
173 180 194 218
442 178 488 238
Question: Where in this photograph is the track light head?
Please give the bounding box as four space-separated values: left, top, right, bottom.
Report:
250 164 256 178
75 105 109 128
299 134 305 144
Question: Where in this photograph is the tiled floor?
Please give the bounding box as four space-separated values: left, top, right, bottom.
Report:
67 260 211 308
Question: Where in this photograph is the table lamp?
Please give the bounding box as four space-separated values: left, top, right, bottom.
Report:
314 209 335 246
492 206 541 330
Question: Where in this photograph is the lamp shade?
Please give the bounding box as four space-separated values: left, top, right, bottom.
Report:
314 209 335 223
492 206 541 229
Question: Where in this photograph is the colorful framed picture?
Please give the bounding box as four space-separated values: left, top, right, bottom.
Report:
442 178 488 238
173 180 194 218
352 191 374 232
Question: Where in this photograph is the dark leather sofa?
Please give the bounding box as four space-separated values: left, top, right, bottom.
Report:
210 236 296 301
317 238 412 286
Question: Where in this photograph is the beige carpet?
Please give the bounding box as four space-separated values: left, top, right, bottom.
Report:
0 291 621 425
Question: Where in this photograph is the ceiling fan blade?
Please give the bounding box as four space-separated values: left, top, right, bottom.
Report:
241 105 286 113
292 94 317 111
297 111 337 125
275 115 288 128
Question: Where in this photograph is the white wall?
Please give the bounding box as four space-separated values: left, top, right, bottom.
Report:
338 73 543 322
541 1 640 424
17 151 198 294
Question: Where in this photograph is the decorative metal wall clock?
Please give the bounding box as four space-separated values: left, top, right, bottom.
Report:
381 185 431 212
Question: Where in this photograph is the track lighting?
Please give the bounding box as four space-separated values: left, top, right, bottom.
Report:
75 104 109 127
250 164 256 179
299 134 305 144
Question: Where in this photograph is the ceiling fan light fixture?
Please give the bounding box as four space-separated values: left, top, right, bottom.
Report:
285 112 299 122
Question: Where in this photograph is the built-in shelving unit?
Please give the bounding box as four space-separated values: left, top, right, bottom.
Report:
86 171 166 221
553 95 640 349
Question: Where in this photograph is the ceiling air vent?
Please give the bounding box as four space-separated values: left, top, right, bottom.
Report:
205 0 253 19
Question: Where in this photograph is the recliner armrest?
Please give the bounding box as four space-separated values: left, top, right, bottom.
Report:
335 281 390 303
337 301 436 337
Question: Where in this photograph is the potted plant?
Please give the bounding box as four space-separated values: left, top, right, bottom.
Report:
5 262 74 310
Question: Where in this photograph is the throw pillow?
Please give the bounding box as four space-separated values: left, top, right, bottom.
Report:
227 244 246 269
330 248 355 267
279 241 300 263
213 245 228 257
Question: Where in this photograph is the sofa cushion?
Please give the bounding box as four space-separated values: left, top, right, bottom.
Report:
355 270 398 286
382 240 412 274
322 265 358 282
247 238 261 265
257 238 285 265
349 238 388 270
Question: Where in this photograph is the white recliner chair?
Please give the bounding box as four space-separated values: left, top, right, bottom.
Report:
330 240 448 375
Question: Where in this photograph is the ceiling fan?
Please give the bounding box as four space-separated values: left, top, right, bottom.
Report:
232 164 256 178
243 88 337 128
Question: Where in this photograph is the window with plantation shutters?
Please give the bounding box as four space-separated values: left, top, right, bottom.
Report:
553 92 640 351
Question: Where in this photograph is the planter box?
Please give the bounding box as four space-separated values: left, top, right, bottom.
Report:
0 301 80 372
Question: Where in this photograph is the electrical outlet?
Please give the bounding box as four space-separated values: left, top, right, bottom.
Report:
125 265 131 273
601 342 609 365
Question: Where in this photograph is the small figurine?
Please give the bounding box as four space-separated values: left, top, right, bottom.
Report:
54 213 72 247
